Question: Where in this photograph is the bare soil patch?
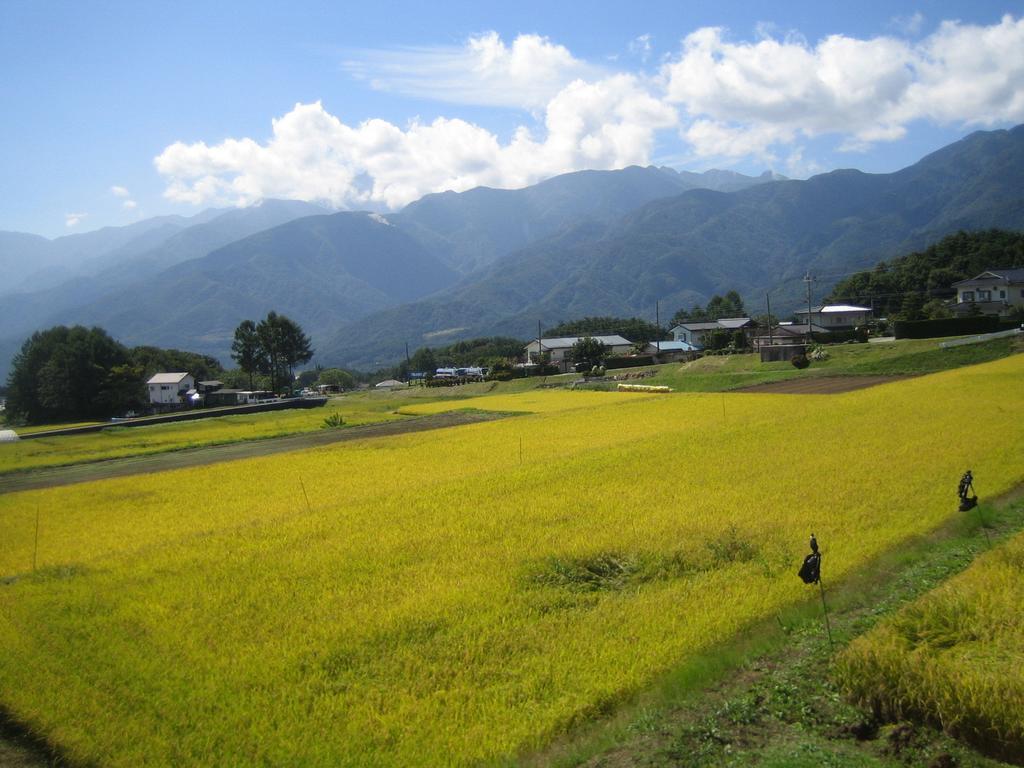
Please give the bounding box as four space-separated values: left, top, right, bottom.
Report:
734 374 913 395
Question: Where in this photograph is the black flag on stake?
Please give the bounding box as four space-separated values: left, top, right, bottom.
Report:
798 533 821 584
798 532 833 646
958 469 978 511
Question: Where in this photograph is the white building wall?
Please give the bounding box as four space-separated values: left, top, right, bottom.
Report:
959 281 1024 307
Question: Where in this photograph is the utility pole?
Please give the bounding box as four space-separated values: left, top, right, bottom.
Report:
656 301 661 354
536 320 543 365
766 293 773 347
804 272 814 342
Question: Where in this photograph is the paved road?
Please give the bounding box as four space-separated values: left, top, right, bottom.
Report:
0 411 507 495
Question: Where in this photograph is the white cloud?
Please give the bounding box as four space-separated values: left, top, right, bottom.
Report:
111 185 138 210
154 18 1024 204
629 34 653 62
154 78 676 210
341 32 601 109
662 15 1024 163
65 212 88 228
889 12 926 36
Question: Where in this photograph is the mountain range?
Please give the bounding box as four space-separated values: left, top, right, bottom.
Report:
2 125 1023 377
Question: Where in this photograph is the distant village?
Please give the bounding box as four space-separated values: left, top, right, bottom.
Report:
136 267 1024 412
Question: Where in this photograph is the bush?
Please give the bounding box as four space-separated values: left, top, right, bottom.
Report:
322 413 344 429
791 354 810 369
807 344 830 361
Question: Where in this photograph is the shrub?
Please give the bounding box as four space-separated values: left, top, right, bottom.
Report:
791 354 810 369
807 344 830 361
322 413 345 429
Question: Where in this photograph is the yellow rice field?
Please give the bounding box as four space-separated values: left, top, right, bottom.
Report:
0 355 1021 766
836 525 1024 756
0 398 404 475
398 388 656 415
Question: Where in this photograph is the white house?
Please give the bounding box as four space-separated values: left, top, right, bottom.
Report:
951 268 1024 316
146 372 194 405
524 335 633 366
792 305 872 329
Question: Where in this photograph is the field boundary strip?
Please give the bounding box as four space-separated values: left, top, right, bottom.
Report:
0 410 508 494
731 374 915 394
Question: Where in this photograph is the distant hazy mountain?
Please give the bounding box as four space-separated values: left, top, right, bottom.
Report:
390 165 779 273
1 166 778 378
0 200 329 343
1 215 197 294
41 212 456 364
318 125 1024 370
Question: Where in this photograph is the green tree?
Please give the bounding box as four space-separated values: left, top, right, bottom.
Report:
409 347 438 374
897 292 925 321
922 298 953 319
544 317 668 344
318 368 355 390
296 368 321 388
5 326 138 424
254 311 314 394
231 319 262 390
278 314 314 390
129 346 222 383
570 336 608 368
672 291 746 327
220 368 272 391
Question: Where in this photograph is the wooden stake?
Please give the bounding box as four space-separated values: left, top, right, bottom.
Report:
299 477 312 514
818 577 834 648
33 505 40 572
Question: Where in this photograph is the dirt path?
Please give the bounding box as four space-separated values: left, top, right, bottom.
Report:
733 374 912 394
0 411 507 495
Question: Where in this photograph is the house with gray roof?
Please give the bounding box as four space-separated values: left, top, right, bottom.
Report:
951 268 1024 317
670 317 755 349
792 305 872 330
524 335 634 369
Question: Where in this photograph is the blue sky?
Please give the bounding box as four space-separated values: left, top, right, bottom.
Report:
2 0 1022 237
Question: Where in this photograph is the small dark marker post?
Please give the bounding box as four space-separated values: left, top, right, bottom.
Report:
299 476 312 514
33 505 40 572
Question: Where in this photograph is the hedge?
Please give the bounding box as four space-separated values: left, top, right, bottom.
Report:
811 328 869 344
603 355 655 370
893 316 1006 339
